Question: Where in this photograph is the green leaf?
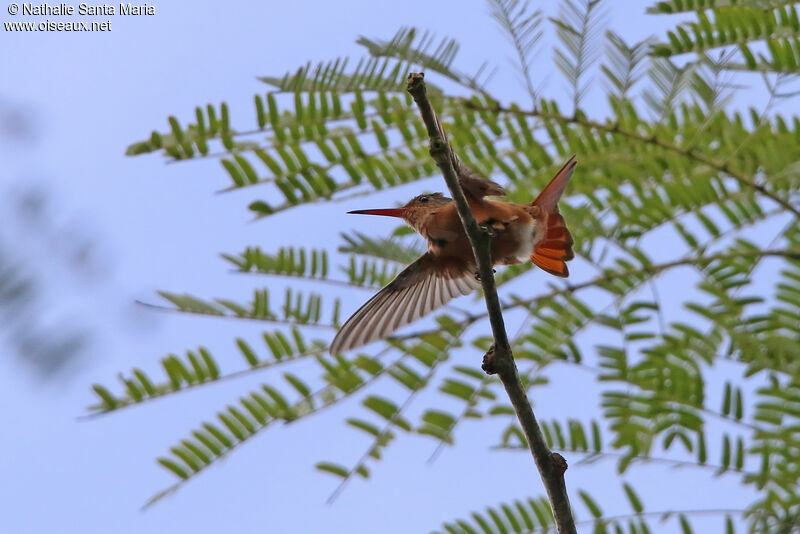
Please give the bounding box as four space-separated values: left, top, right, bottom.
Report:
91 384 118 410
157 457 189 479
316 462 349 478
623 483 644 513
579 490 603 518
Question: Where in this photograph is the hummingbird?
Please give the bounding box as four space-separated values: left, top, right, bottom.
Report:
329 156 576 354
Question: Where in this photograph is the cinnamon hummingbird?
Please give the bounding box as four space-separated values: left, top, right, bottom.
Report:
329 156 576 354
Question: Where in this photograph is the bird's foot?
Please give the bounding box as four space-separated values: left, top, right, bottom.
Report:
479 222 496 238
474 268 496 281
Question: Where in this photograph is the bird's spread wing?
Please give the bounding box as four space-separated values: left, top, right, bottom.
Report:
330 253 480 354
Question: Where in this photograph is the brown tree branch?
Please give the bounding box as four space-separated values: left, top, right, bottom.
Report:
406 72 578 534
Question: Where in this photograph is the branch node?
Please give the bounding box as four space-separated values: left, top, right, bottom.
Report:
550 452 569 476
481 345 497 375
429 138 448 156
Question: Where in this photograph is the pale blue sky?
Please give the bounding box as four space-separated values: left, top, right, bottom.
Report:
0 1 768 533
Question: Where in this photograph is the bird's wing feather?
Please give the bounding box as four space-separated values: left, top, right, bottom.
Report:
330 253 479 354
456 161 506 200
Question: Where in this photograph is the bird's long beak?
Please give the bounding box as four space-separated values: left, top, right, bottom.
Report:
347 207 407 218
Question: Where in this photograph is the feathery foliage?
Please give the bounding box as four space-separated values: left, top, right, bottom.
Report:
489 0 544 104
107 0 800 530
651 2 800 74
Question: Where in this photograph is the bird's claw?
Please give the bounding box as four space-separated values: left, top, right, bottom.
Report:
474 269 496 281
479 223 496 237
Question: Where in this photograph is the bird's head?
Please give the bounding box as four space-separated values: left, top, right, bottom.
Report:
348 192 451 231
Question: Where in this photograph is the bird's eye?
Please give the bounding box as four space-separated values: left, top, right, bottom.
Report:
418 196 429 203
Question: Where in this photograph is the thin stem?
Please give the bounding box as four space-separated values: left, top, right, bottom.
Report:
426 311 535 465
398 247 800 342
564 508 744 533
165 106 429 165
463 100 800 219
546 356 765 433
326 327 463 503
407 72 578 534
227 269 378 291
489 0 540 107
143 345 397 509
494 446 756 478
82 346 329 419
135 300 336 330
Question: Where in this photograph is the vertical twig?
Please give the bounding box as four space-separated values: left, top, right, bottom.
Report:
406 72 578 534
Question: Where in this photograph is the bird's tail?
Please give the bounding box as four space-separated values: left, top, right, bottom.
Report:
529 156 577 277
530 211 574 277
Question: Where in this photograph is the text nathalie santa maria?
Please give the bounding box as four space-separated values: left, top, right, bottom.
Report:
21 3 156 16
